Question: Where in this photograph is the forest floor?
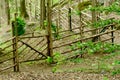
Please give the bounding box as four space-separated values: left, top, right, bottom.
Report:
0 51 120 80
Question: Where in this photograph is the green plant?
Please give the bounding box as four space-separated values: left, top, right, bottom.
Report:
111 60 120 75
46 52 64 64
69 42 87 56
103 76 109 80
53 52 62 62
88 18 120 29
90 1 120 14
99 63 113 71
44 21 60 39
69 41 120 56
103 43 119 53
52 66 57 73
52 0 59 5
46 52 65 73
111 69 120 76
84 1 120 29
91 19 113 28
70 58 83 63
114 60 120 65
13 17 26 36
51 23 59 38
46 56 53 64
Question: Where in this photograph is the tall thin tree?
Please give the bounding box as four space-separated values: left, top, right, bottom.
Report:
40 0 46 29
47 0 53 57
5 0 10 25
92 0 98 42
20 0 29 19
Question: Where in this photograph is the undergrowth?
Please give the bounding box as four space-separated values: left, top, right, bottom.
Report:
46 41 120 74
69 41 120 56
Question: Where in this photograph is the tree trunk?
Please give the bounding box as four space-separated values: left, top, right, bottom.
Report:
40 0 46 29
35 0 38 20
68 1 72 32
0 0 1 27
5 0 10 25
47 0 53 57
42 0 46 29
104 0 115 7
92 0 98 42
20 0 29 19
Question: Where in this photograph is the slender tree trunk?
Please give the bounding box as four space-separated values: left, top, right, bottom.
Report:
79 0 83 58
40 0 43 28
47 0 53 57
20 0 29 19
92 0 98 42
29 0 32 21
42 0 46 29
68 1 72 32
0 0 1 27
104 0 109 7
1 0 7 25
40 0 46 29
35 0 38 20
104 0 115 7
5 0 10 25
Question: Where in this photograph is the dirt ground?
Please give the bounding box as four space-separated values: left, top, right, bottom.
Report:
0 72 120 80
0 52 120 80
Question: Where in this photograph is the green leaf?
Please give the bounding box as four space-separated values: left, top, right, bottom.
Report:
52 67 57 73
46 56 53 64
13 17 26 36
103 77 109 80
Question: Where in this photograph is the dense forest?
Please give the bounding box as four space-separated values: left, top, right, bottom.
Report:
0 0 120 80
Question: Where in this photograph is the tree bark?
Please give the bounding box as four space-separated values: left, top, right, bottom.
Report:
40 0 46 29
5 0 10 25
20 0 29 19
92 0 98 42
47 0 53 57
